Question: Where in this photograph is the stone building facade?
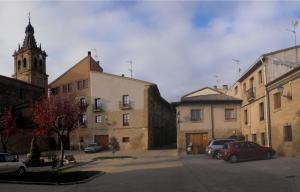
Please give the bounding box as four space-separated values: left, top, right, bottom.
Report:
49 52 176 151
175 87 241 154
0 20 48 153
238 46 300 147
267 66 300 157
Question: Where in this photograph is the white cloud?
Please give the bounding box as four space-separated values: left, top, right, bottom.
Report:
0 2 300 101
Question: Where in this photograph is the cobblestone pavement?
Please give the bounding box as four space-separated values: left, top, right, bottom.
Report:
2 150 300 192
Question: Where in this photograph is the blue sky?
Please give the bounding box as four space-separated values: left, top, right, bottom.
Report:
1 1 300 101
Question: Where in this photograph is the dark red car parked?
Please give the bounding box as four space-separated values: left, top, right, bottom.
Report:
221 141 275 163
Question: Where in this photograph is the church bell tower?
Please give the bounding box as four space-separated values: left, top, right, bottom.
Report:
12 16 48 89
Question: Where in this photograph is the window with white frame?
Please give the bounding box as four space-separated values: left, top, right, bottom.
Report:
122 95 129 106
95 115 102 124
95 98 102 109
123 113 129 126
191 109 201 121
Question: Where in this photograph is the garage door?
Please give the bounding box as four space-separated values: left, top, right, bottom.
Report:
187 133 208 154
95 135 109 148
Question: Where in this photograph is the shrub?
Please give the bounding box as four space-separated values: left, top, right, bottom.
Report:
109 136 120 155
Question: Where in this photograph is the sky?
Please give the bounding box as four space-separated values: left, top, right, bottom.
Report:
1 1 300 102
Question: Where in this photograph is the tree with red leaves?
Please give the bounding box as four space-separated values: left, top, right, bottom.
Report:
0 107 14 153
32 94 88 167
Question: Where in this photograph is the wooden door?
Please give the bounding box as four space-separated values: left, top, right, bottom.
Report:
95 135 109 148
188 133 208 154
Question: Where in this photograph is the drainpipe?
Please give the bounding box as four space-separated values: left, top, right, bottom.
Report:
211 104 215 139
260 57 271 147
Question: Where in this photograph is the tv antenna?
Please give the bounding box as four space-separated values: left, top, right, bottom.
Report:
91 48 99 62
214 75 220 86
286 20 299 62
232 59 241 78
127 60 133 78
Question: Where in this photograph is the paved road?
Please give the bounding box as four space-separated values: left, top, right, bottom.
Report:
1 150 300 192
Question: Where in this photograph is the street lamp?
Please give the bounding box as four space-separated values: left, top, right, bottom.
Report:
277 86 292 100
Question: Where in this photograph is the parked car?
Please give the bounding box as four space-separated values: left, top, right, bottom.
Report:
0 153 27 175
221 141 275 163
205 139 235 159
84 143 104 153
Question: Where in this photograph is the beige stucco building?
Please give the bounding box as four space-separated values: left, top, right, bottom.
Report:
49 52 175 151
175 87 241 154
238 46 300 147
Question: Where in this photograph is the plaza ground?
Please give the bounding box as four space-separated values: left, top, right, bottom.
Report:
2 149 300 192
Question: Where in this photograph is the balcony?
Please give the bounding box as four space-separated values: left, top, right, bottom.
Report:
93 104 104 112
246 87 256 101
119 101 133 110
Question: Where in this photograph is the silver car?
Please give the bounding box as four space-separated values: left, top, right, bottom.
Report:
84 143 103 153
0 153 27 175
206 139 235 159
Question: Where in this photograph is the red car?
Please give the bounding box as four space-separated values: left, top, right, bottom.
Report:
221 141 275 163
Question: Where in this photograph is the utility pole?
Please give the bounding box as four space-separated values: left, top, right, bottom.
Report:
232 59 241 79
286 20 299 63
127 60 133 78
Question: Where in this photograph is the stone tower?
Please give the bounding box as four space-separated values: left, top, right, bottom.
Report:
12 18 48 89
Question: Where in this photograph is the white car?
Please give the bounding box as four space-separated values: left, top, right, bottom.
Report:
84 143 104 153
0 153 27 175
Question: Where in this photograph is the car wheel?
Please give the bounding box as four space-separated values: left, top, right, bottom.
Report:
216 151 222 160
229 155 238 163
16 167 26 175
213 151 219 159
265 152 272 160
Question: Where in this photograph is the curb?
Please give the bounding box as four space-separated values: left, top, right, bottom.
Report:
0 171 105 185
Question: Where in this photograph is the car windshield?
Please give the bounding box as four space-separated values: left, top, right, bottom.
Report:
88 144 97 147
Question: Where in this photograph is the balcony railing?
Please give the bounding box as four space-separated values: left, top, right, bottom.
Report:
119 101 132 110
246 87 256 101
93 104 104 112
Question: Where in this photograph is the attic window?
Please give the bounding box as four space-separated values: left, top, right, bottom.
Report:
18 60 21 71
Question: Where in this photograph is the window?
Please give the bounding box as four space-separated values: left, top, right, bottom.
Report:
225 108 236 120
243 83 246 93
249 77 254 88
274 92 281 109
284 125 292 142
191 109 201 121
259 102 264 121
77 80 83 90
95 98 102 109
252 134 257 143
258 70 263 84
95 115 102 124
39 60 43 72
122 137 130 143
123 113 129 126
80 98 87 107
51 87 60 95
18 60 21 71
83 79 88 88
122 95 129 106
261 133 265 146
62 83 72 93
23 58 27 68
244 109 248 125
79 114 87 125
34 58 37 69
77 79 88 90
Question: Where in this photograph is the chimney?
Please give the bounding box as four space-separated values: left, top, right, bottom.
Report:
213 85 218 89
88 51 91 56
223 85 228 90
